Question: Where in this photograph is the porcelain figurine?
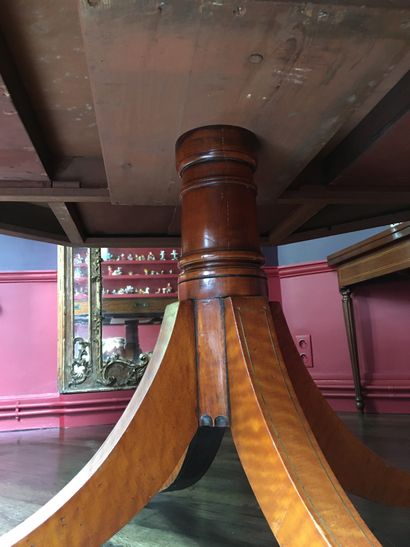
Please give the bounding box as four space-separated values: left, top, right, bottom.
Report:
112 267 122 275
159 250 166 260
147 251 155 261
127 253 134 261
170 249 179 260
100 248 113 261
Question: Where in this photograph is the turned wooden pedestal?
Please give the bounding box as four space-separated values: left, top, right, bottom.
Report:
2 126 409 547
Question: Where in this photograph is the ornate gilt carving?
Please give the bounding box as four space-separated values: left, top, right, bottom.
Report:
58 246 151 393
97 352 150 387
68 337 92 386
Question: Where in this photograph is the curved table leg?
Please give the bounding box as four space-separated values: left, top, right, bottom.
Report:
269 301 410 507
1 302 198 547
226 297 380 546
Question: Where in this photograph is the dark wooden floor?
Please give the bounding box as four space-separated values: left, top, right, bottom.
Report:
0 414 409 546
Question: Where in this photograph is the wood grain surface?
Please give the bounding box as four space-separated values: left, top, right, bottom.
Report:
226 296 380 545
269 301 410 507
195 299 229 426
177 125 266 300
78 0 410 206
0 301 198 547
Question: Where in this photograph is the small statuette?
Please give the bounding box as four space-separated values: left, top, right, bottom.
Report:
101 248 113 261
145 286 150 294
139 254 146 261
120 253 126 260
166 282 172 294
170 249 179 260
112 267 122 276
128 271 133 276
159 250 166 260
108 266 113 275
112 289 117 294
147 251 156 261
169 269 173 274
124 285 134 294
156 288 161 294
134 253 139 260
117 288 125 294
144 269 149 275
127 253 134 261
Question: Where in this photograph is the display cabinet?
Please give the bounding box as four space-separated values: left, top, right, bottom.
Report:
58 246 180 393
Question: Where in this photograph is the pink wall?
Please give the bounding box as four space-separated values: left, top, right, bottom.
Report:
268 263 410 413
0 271 159 432
1 265 408 432
0 272 58 397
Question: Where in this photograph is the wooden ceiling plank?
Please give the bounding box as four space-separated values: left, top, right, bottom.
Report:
284 210 410 244
84 236 182 248
0 33 53 178
280 186 410 204
0 180 51 188
270 69 410 240
0 187 110 202
269 203 323 244
49 203 85 245
79 0 410 208
0 1 101 159
0 222 68 245
322 71 410 185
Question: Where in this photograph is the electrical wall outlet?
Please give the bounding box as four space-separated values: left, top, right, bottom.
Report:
295 334 313 368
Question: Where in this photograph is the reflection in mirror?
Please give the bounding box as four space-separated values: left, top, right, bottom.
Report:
71 247 91 386
58 246 179 393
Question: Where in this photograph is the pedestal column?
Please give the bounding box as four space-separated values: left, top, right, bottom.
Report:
176 124 267 300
